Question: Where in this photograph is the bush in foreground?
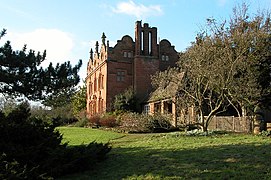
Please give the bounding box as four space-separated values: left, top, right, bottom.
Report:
0 103 111 179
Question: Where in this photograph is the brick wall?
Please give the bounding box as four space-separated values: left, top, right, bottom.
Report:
133 56 159 102
106 60 133 110
86 22 179 116
159 39 179 71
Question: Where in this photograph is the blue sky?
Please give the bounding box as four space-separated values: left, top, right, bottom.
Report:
1 0 270 81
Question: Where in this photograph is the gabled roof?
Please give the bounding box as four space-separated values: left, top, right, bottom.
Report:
147 72 184 102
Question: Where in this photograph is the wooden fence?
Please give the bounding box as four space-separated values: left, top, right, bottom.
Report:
207 116 252 133
177 115 253 133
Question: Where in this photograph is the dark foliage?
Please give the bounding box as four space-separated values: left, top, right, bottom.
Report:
146 114 173 133
113 87 138 112
43 88 76 108
0 29 82 101
0 103 111 179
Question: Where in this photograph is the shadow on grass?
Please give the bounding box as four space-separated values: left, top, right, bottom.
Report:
62 143 271 179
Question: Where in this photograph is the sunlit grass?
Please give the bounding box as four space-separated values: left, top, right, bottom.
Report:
59 127 271 179
57 127 124 145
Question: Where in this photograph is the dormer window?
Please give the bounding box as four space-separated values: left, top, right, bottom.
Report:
162 55 165 61
161 55 169 61
128 52 133 58
123 51 133 58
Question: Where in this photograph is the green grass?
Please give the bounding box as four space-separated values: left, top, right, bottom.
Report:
57 127 124 145
58 127 271 180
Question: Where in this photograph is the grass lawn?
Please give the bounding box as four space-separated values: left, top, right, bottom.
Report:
58 127 124 145
58 127 271 180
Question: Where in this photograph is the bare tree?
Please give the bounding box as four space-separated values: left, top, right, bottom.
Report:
151 4 271 132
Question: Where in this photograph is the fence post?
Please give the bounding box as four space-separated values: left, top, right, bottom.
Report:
216 116 217 130
232 116 235 132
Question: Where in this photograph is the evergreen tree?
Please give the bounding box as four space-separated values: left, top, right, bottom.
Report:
71 84 86 116
0 29 82 101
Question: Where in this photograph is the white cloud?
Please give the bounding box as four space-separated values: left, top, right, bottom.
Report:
217 0 227 7
112 0 163 19
2 29 74 67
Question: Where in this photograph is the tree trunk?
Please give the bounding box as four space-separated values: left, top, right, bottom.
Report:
242 106 246 117
203 125 208 132
199 111 205 131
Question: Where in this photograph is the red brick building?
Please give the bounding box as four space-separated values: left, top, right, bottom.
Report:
86 21 179 116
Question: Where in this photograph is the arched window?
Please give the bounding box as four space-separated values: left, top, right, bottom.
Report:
98 98 103 113
89 101 93 115
93 96 97 114
101 75 104 89
98 74 104 90
89 82 92 96
98 75 101 91
101 99 104 111
94 77 97 92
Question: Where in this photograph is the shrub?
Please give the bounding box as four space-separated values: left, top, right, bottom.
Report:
88 114 119 128
73 110 89 127
258 130 271 137
74 117 89 127
118 112 173 133
0 153 49 179
146 114 173 132
100 115 118 128
41 142 111 177
30 105 78 126
113 87 138 112
118 112 149 133
0 103 111 178
88 115 101 127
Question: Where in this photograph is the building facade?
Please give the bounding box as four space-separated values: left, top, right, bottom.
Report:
86 21 179 116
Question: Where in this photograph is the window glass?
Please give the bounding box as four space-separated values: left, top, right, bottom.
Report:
144 105 150 114
162 55 165 61
128 52 133 58
117 71 125 81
